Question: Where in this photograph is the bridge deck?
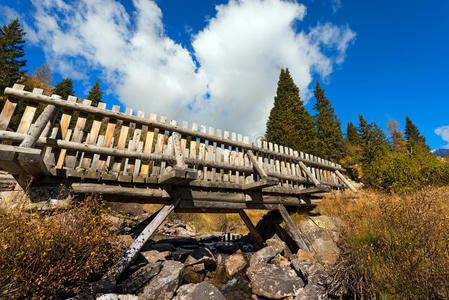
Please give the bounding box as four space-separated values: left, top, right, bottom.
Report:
0 84 355 211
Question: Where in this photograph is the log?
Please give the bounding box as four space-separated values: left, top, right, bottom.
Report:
335 170 357 192
298 161 320 186
104 199 179 284
238 210 265 248
277 204 313 257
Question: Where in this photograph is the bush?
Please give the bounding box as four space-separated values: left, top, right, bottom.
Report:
0 198 119 299
363 147 449 193
320 189 449 299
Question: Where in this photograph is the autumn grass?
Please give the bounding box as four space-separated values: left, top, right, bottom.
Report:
0 198 120 299
318 188 449 299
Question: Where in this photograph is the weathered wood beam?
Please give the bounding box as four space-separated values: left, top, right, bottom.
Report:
3 87 345 172
247 150 267 178
242 176 279 191
19 104 58 148
103 199 179 285
335 170 357 193
277 204 313 257
238 210 265 248
298 161 320 186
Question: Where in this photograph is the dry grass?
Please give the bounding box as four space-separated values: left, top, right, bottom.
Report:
319 188 449 299
0 197 119 299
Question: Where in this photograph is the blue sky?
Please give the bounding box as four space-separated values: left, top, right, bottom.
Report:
1 0 448 149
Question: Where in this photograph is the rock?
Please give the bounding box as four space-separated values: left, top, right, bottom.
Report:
225 250 247 277
140 260 184 300
173 283 197 300
184 247 215 268
173 282 226 300
270 254 291 268
294 284 329 300
172 249 195 262
291 258 331 286
116 262 161 294
249 245 283 266
141 250 170 264
212 255 227 285
297 249 315 262
266 237 288 254
296 216 340 266
247 263 304 299
183 266 205 283
96 294 138 300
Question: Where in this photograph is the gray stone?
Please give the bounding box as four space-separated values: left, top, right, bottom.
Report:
291 258 331 286
116 262 161 294
247 263 304 299
249 245 283 266
294 284 329 300
141 250 170 264
225 251 247 277
173 282 226 300
96 294 138 300
140 260 184 300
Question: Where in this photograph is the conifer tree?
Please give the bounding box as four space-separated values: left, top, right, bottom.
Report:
346 121 360 145
0 18 26 95
265 68 318 154
312 80 345 160
357 113 389 162
404 116 428 150
54 78 74 99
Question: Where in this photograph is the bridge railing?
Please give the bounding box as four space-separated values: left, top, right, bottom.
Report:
0 84 355 196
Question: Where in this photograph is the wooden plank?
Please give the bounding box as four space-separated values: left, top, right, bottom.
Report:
80 102 107 169
298 160 320 186
277 204 313 256
335 170 357 192
111 107 132 173
247 150 267 178
208 127 215 182
238 210 265 248
64 99 92 169
198 125 207 180
55 129 72 169
98 105 120 172
139 113 157 179
0 84 24 130
230 132 238 183
17 103 38 134
123 111 144 177
104 199 180 284
223 131 230 182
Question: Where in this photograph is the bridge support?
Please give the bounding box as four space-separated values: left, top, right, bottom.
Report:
102 199 180 288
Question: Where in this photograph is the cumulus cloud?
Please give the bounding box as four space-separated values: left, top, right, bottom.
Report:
22 0 355 138
435 125 449 149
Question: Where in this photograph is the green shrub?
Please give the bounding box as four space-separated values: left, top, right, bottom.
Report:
363 147 449 193
0 198 119 299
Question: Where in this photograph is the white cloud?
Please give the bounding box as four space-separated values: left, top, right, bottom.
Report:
435 125 449 149
22 0 355 138
331 0 342 13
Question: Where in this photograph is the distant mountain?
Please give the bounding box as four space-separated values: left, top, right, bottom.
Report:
432 149 449 157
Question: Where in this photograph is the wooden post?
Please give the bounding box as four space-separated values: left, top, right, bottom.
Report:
277 204 312 257
238 210 265 248
335 170 357 192
19 104 58 148
298 161 320 186
104 199 180 284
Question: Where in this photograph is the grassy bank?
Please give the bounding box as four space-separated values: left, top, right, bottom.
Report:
319 188 449 299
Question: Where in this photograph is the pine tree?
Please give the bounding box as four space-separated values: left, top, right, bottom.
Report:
346 121 360 145
83 80 104 134
357 113 389 162
404 116 428 151
265 68 318 154
0 18 26 95
312 80 345 161
54 78 74 99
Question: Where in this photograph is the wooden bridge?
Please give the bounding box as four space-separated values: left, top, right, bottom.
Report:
0 83 356 288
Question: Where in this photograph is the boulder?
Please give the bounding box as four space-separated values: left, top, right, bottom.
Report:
294 284 329 300
247 263 304 299
291 258 331 287
140 260 184 300
184 247 215 268
183 265 205 283
116 262 161 294
173 282 226 300
225 250 247 277
249 245 283 266
141 250 171 264
96 294 138 300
